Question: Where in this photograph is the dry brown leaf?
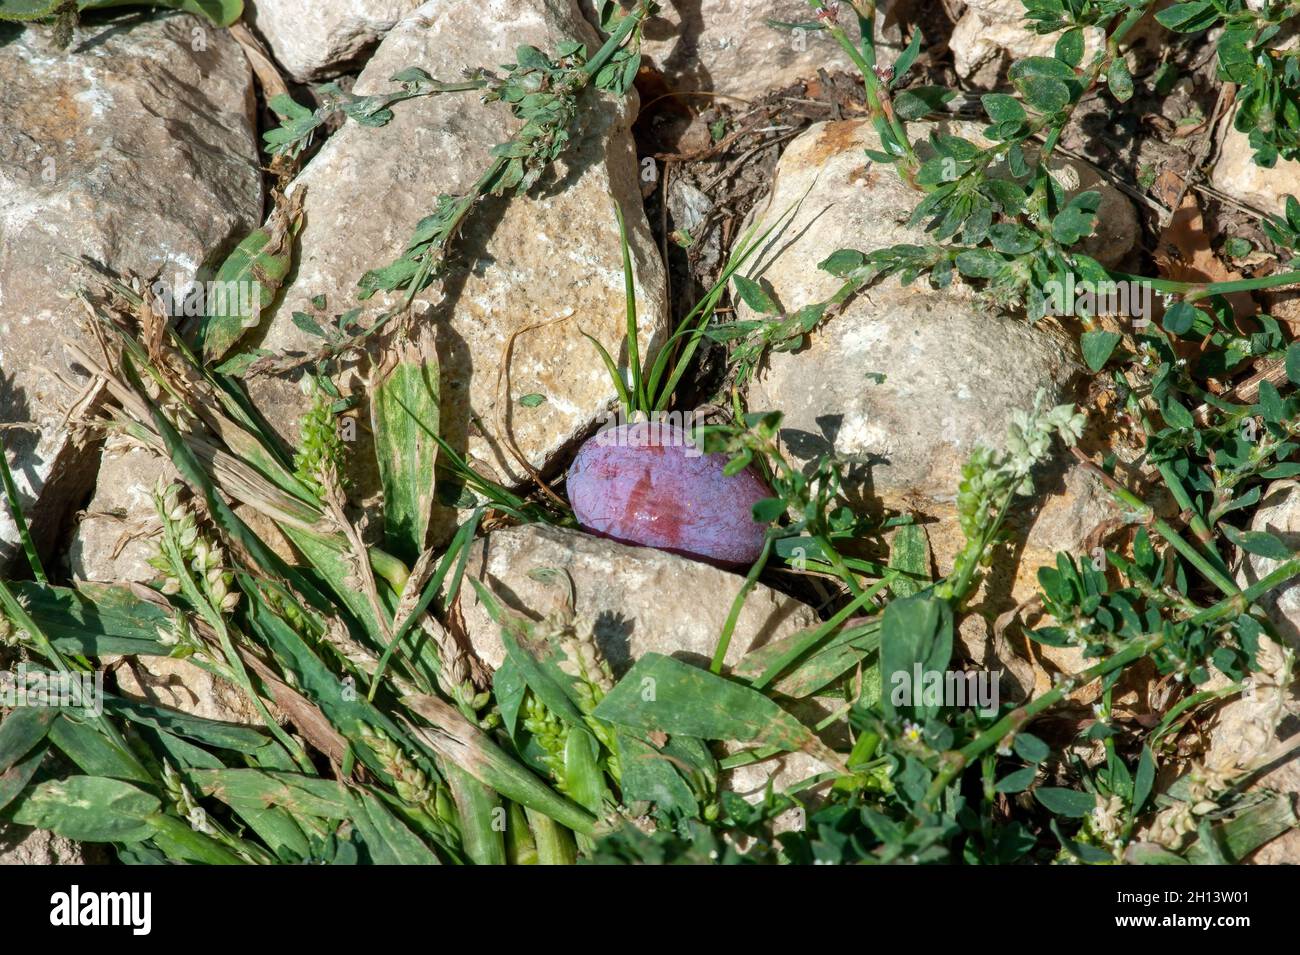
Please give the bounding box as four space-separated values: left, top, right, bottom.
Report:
1152 169 1255 319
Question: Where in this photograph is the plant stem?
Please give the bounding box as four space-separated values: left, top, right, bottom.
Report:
1108 268 1300 300
921 631 1164 809
922 554 1300 809
811 0 919 175
1071 448 1240 597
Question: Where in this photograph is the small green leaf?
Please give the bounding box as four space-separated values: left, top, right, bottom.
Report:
1035 786 1096 818
1013 732 1050 764
1223 237 1252 259
987 222 1038 254
1134 745 1155 813
1080 330 1120 371
371 326 442 561
894 86 954 121
879 595 953 720
10 776 162 842
1050 193 1100 244
995 767 1036 794
1220 524 1292 560
0 0 60 18
0 706 56 775
732 274 779 314
1055 28 1084 68
593 653 825 756
1009 56 1078 82
1257 379 1286 423
892 28 923 83
751 497 786 523
982 92 1028 124
201 192 303 363
1162 397 1194 430
1162 301 1197 335
1155 1 1217 33
887 524 930 599
1106 56 1134 102
819 249 866 277
518 393 547 408
954 248 1005 279
1285 342 1300 385
1016 76 1071 114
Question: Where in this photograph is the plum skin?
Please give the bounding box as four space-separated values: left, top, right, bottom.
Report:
566 422 772 565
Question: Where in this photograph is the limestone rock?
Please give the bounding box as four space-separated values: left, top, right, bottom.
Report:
68 435 294 587
739 118 1126 684
247 0 419 80
739 119 1123 504
0 15 262 565
460 523 818 673
68 436 172 586
0 825 92 865
1212 113 1300 216
249 0 668 487
111 654 265 726
950 0 1105 86
68 440 274 727
579 0 901 100
750 288 1080 503
1237 480 1300 650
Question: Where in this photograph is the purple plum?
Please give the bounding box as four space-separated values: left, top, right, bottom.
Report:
566 422 773 565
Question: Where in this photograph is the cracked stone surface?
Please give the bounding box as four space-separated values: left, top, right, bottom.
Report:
0 14 262 566
248 0 668 489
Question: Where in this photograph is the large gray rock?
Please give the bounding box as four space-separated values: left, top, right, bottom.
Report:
111 654 267 726
249 0 668 487
740 117 1125 660
740 119 1121 504
751 287 1080 503
461 523 818 672
247 0 419 80
0 15 262 564
578 0 898 100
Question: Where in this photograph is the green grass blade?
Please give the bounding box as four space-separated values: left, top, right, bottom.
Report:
368 509 482 702
612 199 646 413
445 762 506 865
0 433 46 582
581 330 632 417
402 693 597 836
